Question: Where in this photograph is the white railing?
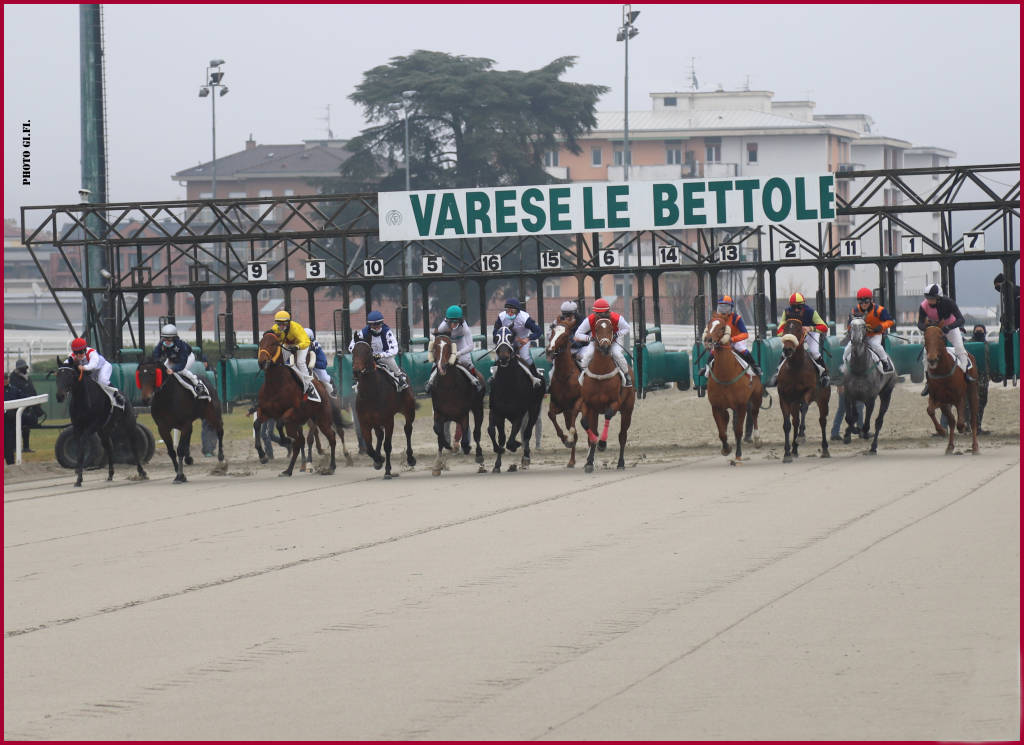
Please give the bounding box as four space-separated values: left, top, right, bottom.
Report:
3 393 48 465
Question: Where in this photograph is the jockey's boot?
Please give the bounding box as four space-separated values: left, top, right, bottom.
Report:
920 382 930 397
740 349 762 377
466 366 484 392
815 356 830 387
880 357 894 373
397 372 410 391
195 379 210 399
527 361 543 388
622 367 634 388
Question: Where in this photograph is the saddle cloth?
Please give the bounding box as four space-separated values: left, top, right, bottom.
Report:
101 384 126 410
172 372 211 400
287 367 321 403
708 350 755 378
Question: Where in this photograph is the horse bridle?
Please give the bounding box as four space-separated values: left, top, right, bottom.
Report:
494 328 516 367
257 340 282 365
351 339 376 378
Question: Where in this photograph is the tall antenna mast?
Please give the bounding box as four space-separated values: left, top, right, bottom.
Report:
318 104 334 139
688 57 699 91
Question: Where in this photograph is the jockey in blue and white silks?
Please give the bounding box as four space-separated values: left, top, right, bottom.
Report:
491 297 543 386
304 328 334 396
153 324 209 398
348 310 409 391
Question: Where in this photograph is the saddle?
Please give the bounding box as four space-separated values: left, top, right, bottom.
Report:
376 364 407 392
100 384 126 411
286 366 321 403
707 351 756 379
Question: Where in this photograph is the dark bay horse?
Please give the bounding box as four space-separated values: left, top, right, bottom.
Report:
923 322 979 454
55 362 148 487
427 332 485 476
574 317 635 473
776 318 830 463
350 339 416 478
488 326 544 473
253 331 349 476
545 320 582 468
136 359 224 483
840 318 896 453
702 313 763 461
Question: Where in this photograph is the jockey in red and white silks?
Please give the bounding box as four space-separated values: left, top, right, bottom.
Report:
573 298 632 386
68 338 113 386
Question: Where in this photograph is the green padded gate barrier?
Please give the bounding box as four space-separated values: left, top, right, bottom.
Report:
640 342 690 390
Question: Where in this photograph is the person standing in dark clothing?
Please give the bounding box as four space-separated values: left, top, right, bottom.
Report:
993 273 1020 332
7 359 43 452
4 372 17 464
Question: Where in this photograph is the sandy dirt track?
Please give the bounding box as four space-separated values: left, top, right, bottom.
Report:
4 383 1021 740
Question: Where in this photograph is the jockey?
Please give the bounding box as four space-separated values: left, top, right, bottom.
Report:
558 300 587 368
303 328 335 396
427 304 484 392
842 288 894 373
152 324 210 398
708 295 762 377
776 292 830 386
348 310 409 391
492 297 543 387
573 298 633 387
271 309 316 398
66 337 120 401
917 283 972 396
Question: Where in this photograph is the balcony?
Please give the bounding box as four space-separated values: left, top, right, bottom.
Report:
606 162 739 182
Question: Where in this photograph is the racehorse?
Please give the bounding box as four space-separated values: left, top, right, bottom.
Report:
573 316 636 472
922 322 979 454
350 337 417 478
702 313 763 461
488 326 545 472
54 361 148 487
776 317 830 463
545 320 582 467
840 317 897 453
136 358 224 483
427 332 485 476
253 331 349 476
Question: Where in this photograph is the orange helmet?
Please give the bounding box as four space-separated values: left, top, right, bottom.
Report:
592 298 611 313
70 337 88 352
789 292 805 305
856 287 873 300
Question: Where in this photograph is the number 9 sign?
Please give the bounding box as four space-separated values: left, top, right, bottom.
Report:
246 262 268 281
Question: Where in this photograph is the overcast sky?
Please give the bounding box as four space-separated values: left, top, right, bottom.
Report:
4 3 1020 221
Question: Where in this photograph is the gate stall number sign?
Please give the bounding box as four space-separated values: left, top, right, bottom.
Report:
540 250 561 269
246 262 268 281
717 244 740 262
963 231 985 253
901 235 922 255
305 260 326 279
779 240 800 260
363 258 385 277
422 255 443 274
839 238 861 257
480 254 502 272
598 249 622 268
656 245 682 265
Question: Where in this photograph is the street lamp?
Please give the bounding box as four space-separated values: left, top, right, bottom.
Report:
198 59 227 199
616 5 639 182
389 90 418 339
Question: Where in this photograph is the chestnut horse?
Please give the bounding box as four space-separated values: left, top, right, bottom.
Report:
574 316 635 472
776 317 830 463
253 331 346 476
545 320 582 467
702 313 763 461
923 322 979 454
427 332 485 476
136 358 224 483
350 338 417 478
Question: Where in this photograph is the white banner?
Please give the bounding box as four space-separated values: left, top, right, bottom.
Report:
378 174 835 241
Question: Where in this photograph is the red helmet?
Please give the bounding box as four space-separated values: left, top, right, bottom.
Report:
856 287 873 300
789 292 805 305
592 298 611 313
70 337 88 352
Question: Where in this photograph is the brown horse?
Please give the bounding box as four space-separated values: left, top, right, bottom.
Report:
776 317 830 463
427 332 485 476
702 313 763 461
253 331 347 476
574 316 635 472
545 320 582 467
350 338 417 478
923 322 979 454
136 359 224 483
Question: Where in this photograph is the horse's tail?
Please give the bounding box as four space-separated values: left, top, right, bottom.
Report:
330 397 352 430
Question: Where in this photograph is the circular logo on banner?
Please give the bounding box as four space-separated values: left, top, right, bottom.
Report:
384 210 403 226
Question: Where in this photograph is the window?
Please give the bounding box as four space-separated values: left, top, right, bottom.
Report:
746 142 758 163
544 150 559 167
614 275 633 300
666 147 681 165
663 97 677 107
614 149 632 166
705 139 721 162
543 278 560 298
591 147 602 166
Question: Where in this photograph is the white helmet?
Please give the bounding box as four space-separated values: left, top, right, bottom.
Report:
161 323 177 337
304 327 315 340
923 283 941 298
560 300 578 314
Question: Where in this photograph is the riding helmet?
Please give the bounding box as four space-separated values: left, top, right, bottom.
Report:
856 287 873 300
504 298 521 311
923 283 941 298
789 292 805 305
304 327 315 340
445 305 464 320
161 323 178 337
70 337 88 352
560 300 578 314
367 310 385 323
274 310 292 323
592 298 611 313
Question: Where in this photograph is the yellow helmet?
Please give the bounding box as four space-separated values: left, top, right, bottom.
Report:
274 310 291 323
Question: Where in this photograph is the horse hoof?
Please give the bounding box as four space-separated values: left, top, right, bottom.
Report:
384 473 392 480
184 456 194 466
584 463 594 473
373 460 383 470
754 438 762 449
783 455 792 464
475 454 485 465
107 475 114 481
507 464 517 472
617 463 625 470
843 434 851 444
866 449 877 456
597 440 607 452
477 465 487 474
174 474 187 483
492 465 501 474
431 469 442 477
461 446 471 455
743 437 752 444
408 456 417 467
566 463 575 468
820 450 830 458
74 481 82 488
279 470 293 477
259 456 269 465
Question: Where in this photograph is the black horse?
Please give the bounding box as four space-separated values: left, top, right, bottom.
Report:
136 358 225 483
487 326 545 473
54 361 148 487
